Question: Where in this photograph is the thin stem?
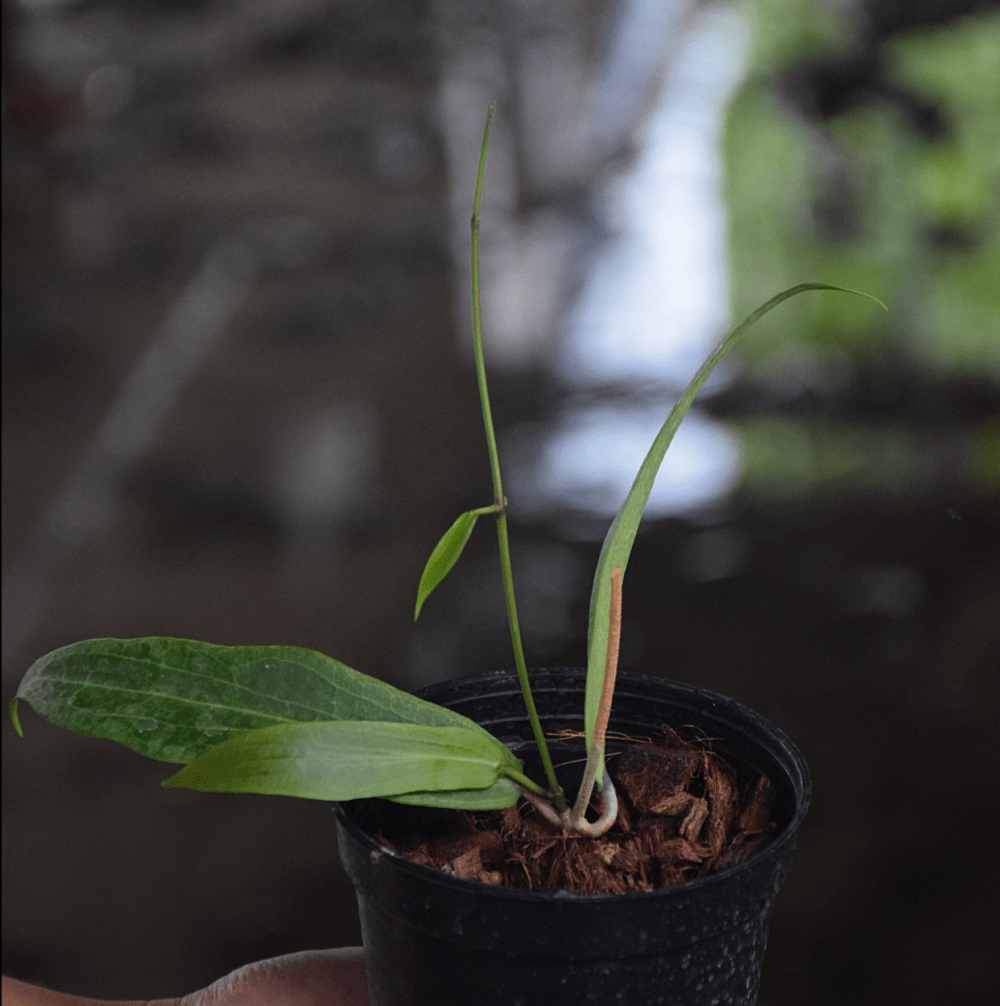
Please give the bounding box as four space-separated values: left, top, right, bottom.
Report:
502 766 549 797
471 102 565 811
470 103 503 499
471 504 503 518
594 565 623 757
517 786 565 828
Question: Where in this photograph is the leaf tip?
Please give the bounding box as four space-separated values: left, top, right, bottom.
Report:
9 698 24 738
843 286 888 313
161 768 184 790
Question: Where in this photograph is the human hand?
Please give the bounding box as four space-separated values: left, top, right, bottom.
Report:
1 948 368 1006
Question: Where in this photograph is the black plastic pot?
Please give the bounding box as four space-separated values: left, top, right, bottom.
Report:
334 669 810 1006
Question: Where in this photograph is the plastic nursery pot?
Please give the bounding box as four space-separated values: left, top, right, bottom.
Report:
334 669 811 1006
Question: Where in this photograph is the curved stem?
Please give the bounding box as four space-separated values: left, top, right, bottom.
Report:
565 769 618 838
519 767 618 838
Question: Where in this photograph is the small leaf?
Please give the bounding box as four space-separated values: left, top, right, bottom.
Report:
585 283 887 752
415 508 492 620
162 720 518 802
12 637 504 765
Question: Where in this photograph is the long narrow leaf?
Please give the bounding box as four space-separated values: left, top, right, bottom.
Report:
162 720 518 802
584 284 886 753
11 637 505 764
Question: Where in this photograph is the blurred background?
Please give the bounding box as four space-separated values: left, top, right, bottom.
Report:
2 0 997 1002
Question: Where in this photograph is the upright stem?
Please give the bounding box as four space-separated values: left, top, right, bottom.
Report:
470 104 504 501
569 565 622 827
471 103 565 810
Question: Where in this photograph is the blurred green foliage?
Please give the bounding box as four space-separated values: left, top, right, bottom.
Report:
739 0 856 70
733 417 926 500
723 3 999 500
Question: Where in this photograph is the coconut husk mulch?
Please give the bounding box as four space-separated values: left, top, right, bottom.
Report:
377 727 778 895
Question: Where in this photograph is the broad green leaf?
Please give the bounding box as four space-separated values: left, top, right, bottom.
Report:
584 284 887 755
415 506 493 620
12 637 505 765
162 720 518 802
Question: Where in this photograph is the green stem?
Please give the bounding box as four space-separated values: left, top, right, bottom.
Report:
471 103 565 811
570 566 622 829
471 504 502 518
501 765 550 797
470 103 505 496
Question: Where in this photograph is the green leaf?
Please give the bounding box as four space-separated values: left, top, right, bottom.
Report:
584 284 887 752
12 637 504 765
388 778 521 809
415 507 494 620
162 720 519 803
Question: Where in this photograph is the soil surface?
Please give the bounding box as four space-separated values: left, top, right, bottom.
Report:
378 728 777 895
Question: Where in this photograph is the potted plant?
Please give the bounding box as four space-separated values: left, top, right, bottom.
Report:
10 105 881 1005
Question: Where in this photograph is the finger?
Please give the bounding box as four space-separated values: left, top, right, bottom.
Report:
4 948 368 1006
171 948 368 1006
